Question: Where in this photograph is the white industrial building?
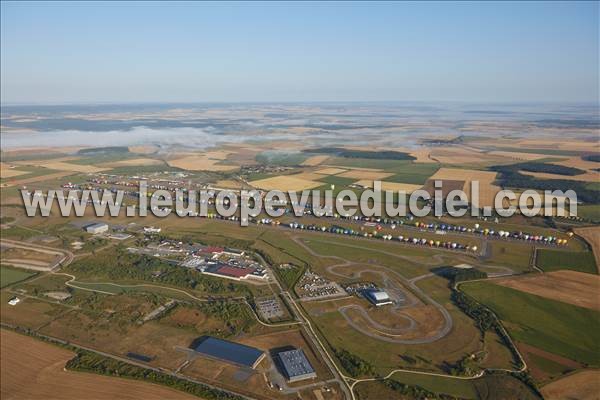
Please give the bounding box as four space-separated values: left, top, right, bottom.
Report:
85 222 109 234
364 289 393 306
8 297 20 306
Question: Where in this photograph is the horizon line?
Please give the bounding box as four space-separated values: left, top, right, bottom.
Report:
2 99 599 107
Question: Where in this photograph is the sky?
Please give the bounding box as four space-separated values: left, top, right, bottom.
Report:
1 1 598 104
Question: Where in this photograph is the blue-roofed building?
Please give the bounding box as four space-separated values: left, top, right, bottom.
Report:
191 336 265 369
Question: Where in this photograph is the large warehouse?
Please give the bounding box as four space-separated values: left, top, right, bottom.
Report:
191 336 265 369
84 222 109 234
364 288 393 306
277 348 317 382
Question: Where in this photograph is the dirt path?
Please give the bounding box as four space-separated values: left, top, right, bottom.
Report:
1 238 71 271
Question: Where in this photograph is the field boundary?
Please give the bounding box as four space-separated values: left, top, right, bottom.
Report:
0 323 251 400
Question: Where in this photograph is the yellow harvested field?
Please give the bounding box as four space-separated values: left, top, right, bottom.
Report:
409 148 435 163
14 158 109 173
3 171 77 186
552 156 600 171
520 170 600 183
321 164 382 172
389 146 434 163
111 158 164 167
540 370 600 400
202 150 232 160
39 162 109 173
337 170 394 180
167 152 238 171
425 168 501 208
471 138 599 153
128 145 159 154
0 163 29 179
428 167 497 182
354 180 423 193
249 175 322 191
12 156 80 165
315 167 348 175
494 271 600 311
574 226 600 273
487 151 549 161
429 147 505 165
289 172 327 181
212 180 249 190
516 139 600 153
301 155 329 166
0 329 196 400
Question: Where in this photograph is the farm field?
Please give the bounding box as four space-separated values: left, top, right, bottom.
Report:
520 169 600 182
461 281 600 367
493 270 600 311
574 226 600 272
423 167 501 208
517 341 583 383
13 158 110 173
0 162 30 178
0 329 198 400
0 101 599 400
540 369 600 400
354 180 422 193
536 248 597 274
578 205 600 222
353 369 540 400
301 155 329 166
167 152 238 171
249 175 323 191
111 158 164 167
315 167 348 175
0 265 37 288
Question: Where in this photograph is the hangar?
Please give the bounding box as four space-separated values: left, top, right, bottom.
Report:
364 289 393 306
277 348 317 382
191 336 265 369
85 222 109 234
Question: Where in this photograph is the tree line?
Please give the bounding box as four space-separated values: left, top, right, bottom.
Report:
66 350 243 400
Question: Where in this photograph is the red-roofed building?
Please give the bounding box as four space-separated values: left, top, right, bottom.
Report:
199 246 224 255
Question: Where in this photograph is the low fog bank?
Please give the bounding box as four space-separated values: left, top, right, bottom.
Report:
0 126 424 151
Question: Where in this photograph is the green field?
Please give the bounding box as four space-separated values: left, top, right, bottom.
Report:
471 374 540 400
486 241 534 272
255 150 309 166
355 372 539 400
461 281 600 366
527 353 572 377
388 163 440 184
0 165 64 184
536 249 597 274
0 225 43 240
386 371 478 398
578 205 600 222
301 236 433 278
0 266 37 288
317 175 357 187
586 182 600 191
326 157 439 184
486 147 585 157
